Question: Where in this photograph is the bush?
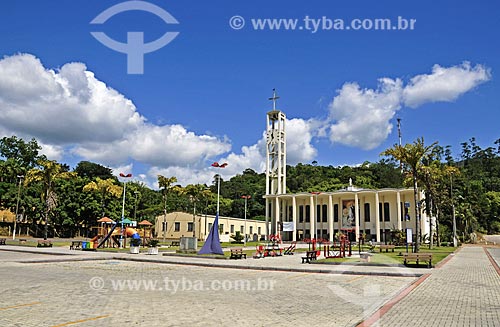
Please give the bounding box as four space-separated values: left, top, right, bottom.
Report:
231 231 244 244
148 239 159 247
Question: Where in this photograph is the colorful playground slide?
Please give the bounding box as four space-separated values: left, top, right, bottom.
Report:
93 223 141 248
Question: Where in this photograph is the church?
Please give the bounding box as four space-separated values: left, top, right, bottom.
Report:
263 90 430 243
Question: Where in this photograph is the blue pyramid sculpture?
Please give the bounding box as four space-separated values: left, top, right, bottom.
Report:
198 214 224 255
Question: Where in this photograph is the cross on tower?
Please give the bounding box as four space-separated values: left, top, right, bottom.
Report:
268 88 280 110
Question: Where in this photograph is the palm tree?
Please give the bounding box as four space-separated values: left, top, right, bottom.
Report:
157 175 178 241
179 184 212 237
24 159 76 239
382 137 437 252
83 178 122 218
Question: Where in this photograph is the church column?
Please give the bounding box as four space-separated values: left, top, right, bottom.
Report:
375 192 380 242
355 192 359 240
265 198 270 239
274 197 280 236
310 195 315 239
397 191 402 230
292 196 297 242
328 194 334 242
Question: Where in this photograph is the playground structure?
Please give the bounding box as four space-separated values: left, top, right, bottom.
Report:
323 234 351 258
90 217 151 248
253 234 285 258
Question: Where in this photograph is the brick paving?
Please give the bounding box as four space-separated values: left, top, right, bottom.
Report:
1 245 499 326
0 247 414 327
373 246 500 327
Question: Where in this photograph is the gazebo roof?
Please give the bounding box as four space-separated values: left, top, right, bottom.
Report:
97 217 114 223
138 220 153 226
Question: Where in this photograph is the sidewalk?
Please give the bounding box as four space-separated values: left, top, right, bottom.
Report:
363 246 500 326
0 245 426 277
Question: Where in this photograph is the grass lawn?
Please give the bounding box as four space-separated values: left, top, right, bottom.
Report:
317 246 457 266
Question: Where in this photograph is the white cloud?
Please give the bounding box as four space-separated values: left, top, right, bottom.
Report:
328 78 403 150
286 118 318 164
0 53 231 170
326 62 491 150
403 62 491 108
0 54 490 186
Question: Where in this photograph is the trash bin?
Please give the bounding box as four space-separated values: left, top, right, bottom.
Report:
82 241 87 249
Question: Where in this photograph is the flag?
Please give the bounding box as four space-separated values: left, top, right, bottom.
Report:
198 214 224 255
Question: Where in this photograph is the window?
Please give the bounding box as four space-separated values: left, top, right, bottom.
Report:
384 202 390 222
322 205 328 222
334 204 339 222
400 202 404 221
258 227 261 235
187 222 193 232
230 225 234 233
379 203 383 221
364 203 370 222
305 205 310 222
249 226 253 234
316 204 321 222
240 226 244 233
219 224 224 234
208 223 213 231
364 229 371 240
162 221 167 232
174 222 180 232
299 205 304 223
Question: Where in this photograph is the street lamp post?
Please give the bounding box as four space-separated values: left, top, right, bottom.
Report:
211 162 228 214
13 175 24 240
119 173 132 248
241 195 251 246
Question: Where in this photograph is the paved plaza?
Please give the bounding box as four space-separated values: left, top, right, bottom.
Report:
0 244 498 327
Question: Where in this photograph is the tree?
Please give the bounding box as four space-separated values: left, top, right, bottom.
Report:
83 178 122 218
178 184 212 237
157 175 178 241
381 137 438 252
0 136 44 169
74 161 114 180
24 159 76 239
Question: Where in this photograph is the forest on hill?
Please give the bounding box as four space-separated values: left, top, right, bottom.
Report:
0 135 499 242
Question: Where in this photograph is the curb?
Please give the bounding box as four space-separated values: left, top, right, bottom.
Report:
483 247 500 276
356 273 431 327
115 256 424 277
0 247 73 256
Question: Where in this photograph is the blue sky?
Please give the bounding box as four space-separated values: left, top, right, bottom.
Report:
0 0 497 186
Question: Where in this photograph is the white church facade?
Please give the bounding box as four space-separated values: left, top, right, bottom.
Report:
263 90 430 243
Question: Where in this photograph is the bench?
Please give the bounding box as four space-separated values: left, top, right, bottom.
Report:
171 241 180 247
229 248 247 260
69 241 82 250
403 253 433 268
301 251 317 264
19 238 27 244
37 240 53 248
0 238 6 245
379 244 396 252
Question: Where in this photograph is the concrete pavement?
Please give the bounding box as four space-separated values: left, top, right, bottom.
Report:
1 244 499 326
364 246 500 327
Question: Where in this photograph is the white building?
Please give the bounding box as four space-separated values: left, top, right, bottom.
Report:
263 90 430 243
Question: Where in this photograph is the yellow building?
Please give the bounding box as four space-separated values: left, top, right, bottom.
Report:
154 211 268 242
